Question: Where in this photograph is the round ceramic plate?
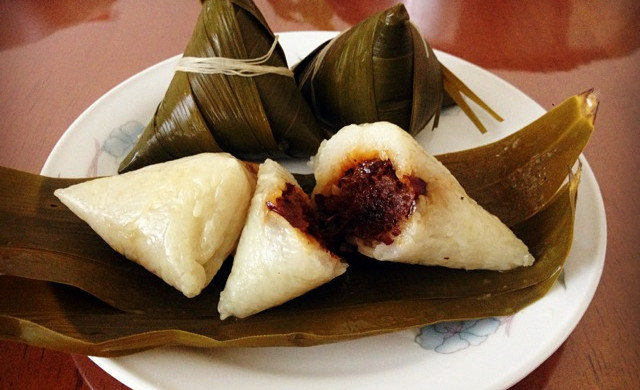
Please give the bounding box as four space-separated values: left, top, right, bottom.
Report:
42 31 606 390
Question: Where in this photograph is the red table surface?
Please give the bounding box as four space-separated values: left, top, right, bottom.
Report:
1 1 639 389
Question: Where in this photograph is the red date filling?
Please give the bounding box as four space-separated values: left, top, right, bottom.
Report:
315 159 427 248
266 160 427 251
266 183 321 240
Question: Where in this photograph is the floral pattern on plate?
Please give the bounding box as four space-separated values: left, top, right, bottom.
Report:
88 120 144 177
415 317 513 354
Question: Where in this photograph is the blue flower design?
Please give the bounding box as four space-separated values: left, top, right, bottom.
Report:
415 318 502 354
102 120 144 158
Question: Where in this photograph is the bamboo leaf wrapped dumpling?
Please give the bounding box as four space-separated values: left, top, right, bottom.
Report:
118 0 325 173
312 122 534 271
54 153 257 298
294 3 442 137
218 159 347 319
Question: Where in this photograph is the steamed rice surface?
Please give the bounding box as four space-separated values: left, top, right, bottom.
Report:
54 153 256 298
218 159 346 320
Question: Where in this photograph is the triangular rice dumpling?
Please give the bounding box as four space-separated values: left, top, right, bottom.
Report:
312 122 534 270
218 159 347 319
294 3 442 136
54 153 256 298
118 0 325 173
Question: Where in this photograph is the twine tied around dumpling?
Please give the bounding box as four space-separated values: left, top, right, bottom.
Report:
175 35 294 77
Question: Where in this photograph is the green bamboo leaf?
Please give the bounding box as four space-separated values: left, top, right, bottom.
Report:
118 0 324 172
294 4 442 136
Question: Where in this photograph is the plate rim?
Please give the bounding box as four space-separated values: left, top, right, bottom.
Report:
40 30 607 390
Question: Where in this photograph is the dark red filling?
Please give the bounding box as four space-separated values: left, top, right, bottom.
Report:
266 183 321 240
266 159 427 251
315 159 427 248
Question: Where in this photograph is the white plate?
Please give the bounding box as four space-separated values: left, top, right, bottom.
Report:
42 31 606 390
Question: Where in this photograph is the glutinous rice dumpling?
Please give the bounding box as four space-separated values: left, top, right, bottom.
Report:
312 122 535 271
218 159 347 319
54 153 256 298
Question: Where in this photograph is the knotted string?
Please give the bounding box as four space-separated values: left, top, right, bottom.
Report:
175 35 293 77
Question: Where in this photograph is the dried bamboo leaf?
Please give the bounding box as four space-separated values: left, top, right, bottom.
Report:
118 0 324 172
441 64 503 134
0 271 560 355
437 90 597 226
0 164 579 355
294 4 442 136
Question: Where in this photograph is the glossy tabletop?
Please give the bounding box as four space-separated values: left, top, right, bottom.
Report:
1 1 639 389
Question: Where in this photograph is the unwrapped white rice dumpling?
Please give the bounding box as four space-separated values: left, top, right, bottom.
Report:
54 153 256 298
218 159 347 319
312 122 534 271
